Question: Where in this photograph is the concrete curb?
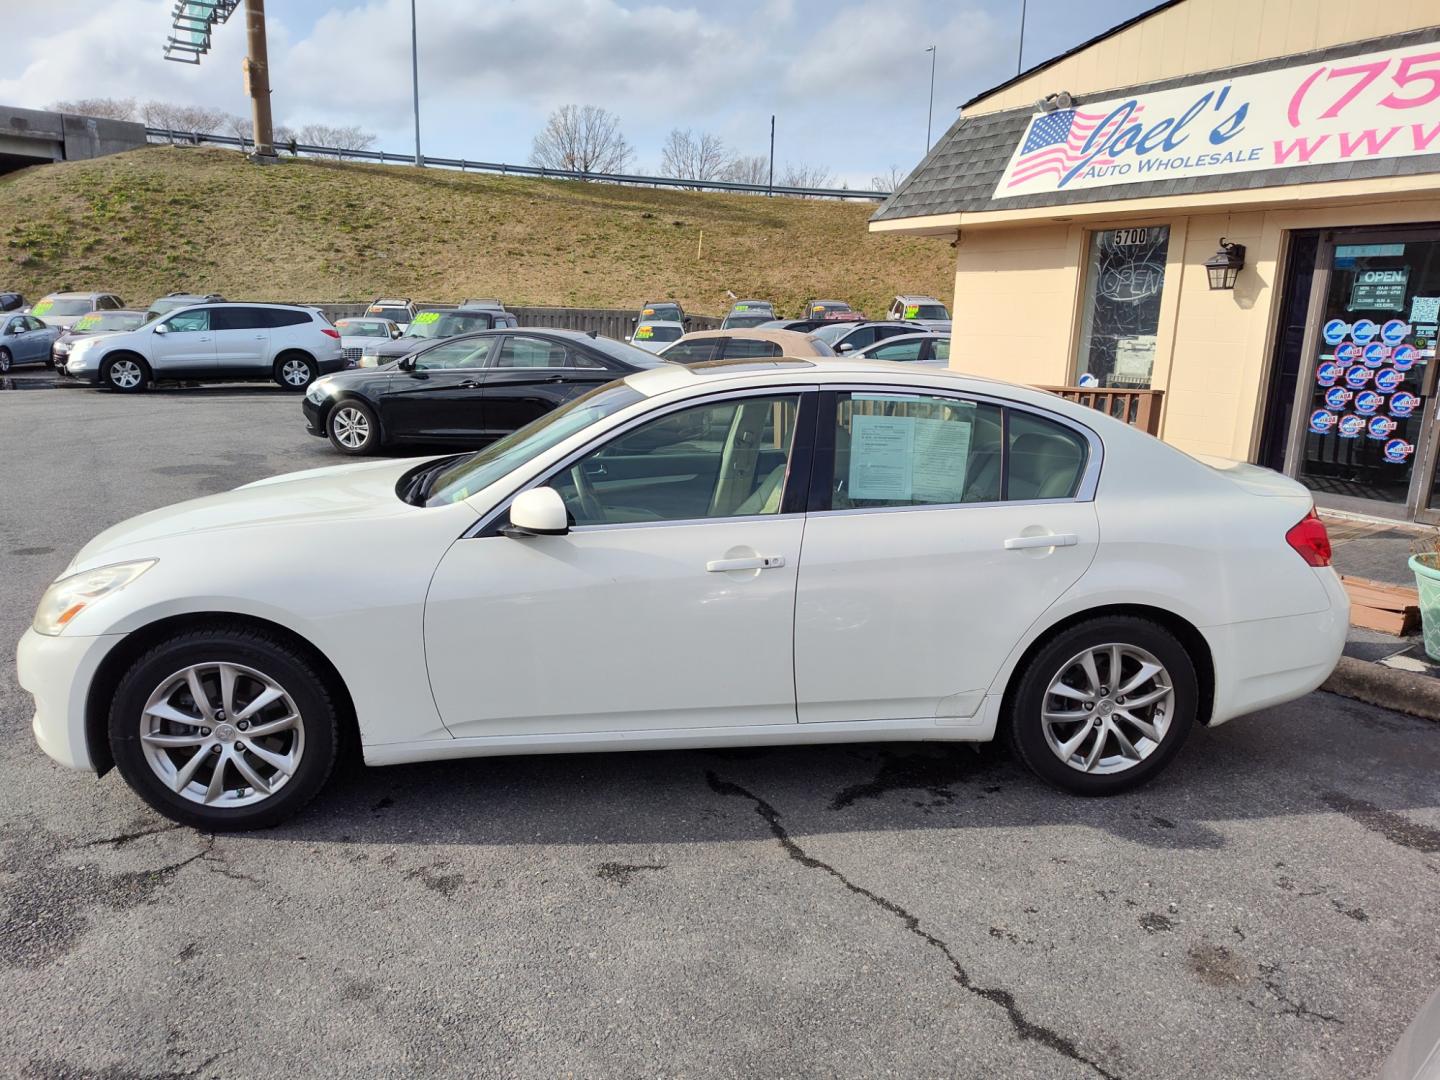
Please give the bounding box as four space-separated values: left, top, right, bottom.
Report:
1322 655 1440 722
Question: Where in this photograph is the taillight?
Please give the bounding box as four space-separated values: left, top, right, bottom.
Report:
1285 509 1332 567
321 328 340 339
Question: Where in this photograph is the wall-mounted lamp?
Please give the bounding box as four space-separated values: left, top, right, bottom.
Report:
1205 239 1246 290
1035 91 1075 113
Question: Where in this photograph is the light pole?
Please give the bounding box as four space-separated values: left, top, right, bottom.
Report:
243 0 275 157
768 114 775 195
1016 0 1028 76
925 45 936 150
410 0 422 166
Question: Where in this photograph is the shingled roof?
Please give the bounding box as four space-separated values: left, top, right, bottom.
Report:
872 26 1440 224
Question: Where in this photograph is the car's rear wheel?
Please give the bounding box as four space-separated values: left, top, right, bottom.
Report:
109 625 339 830
1005 616 1197 795
102 354 149 392
276 353 317 390
0 348 11 374
327 399 379 455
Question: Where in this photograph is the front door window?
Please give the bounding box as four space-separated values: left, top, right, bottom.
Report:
1075 226 1170 389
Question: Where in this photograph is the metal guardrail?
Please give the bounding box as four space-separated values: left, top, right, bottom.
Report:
145 128 890 201
1042 386 1165 435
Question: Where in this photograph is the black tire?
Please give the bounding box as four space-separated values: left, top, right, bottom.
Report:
0 348 11 374
108 624 340 830
101 353 150 392
1005 616 1197 796
326 398 380 455
275 352 318 391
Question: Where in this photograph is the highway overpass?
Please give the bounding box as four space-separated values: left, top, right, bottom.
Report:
0 107 147 174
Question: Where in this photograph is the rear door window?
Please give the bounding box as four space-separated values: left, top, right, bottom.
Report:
496 337 570 368
722 338 783 358
211 307 269 331
1007 410 1088 500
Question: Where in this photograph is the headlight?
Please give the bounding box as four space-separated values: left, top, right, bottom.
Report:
32 560 155 636
358 353 379 367
306 378 335 404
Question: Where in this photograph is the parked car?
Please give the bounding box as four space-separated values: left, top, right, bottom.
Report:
887 294 952 332
637 300 685 326
366 298 417 330
756 318 835 333
628 321 685 353
146 292 226 322
50 310 149 369
811 320 929 355
800 299 853 320
304 328 666 455
852 333 950 367
19 358 1349 829
660 328 837 362
30 291 127 329
0 312 62 372
0 292 25 313
1383 982 1440 1080
58 303 345 392
358 305 519 367
333 317 401 367
721 300 775 330
460 298 507 311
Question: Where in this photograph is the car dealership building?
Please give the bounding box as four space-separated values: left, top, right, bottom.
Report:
873 0 1440 523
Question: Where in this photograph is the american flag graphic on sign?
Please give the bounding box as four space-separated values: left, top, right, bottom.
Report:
1004 108 1141 188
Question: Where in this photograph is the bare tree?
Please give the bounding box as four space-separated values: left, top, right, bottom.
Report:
224 113 253 145
723 155 770 186
780 162 834 194
294 123 377 159
659 128 731 182
529 104 633 175
51 97 137 121
870 164 907 192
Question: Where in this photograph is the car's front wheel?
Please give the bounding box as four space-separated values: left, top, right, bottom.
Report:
109 624 339 830
102 354 150 392
327 399 379 455
1005 616 1197 796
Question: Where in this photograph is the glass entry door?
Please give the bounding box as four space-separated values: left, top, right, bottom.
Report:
1283 227 1440 523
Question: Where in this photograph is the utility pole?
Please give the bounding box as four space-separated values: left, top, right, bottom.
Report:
410 0 423 166
242 0 275 158
1016 0 1028 76
768 114 775 196
925 45 936 150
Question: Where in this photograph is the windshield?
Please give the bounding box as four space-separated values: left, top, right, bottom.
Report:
35 298 98 317
74 312 143 332
642 304 682 322
810 322 855 344
722 313 771 329
904 304 949 320
425 383 644 507
148 297 202 317
633 324 683 344
337 320 391 338
404 311 490 340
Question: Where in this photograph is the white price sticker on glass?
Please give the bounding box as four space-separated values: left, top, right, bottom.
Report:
848 396 973 503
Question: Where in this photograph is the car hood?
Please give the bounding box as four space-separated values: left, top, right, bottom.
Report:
70 457 435 569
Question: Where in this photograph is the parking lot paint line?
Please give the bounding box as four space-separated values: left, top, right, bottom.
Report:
705 770 1126 1080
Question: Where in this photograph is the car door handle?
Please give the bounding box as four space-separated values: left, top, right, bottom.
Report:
1003 533 1078 550
706 555 785 572
458 380 481 389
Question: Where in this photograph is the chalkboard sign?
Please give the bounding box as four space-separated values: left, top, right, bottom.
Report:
1349 267 1409 312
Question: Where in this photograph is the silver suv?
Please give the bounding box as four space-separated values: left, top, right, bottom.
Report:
61 303 345 392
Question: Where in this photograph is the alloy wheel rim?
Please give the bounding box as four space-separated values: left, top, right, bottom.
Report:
0 350 10 372
111 359 141 388
139 662 305 808
282 359 311 385
332 407 369 448
1041 643 1173 775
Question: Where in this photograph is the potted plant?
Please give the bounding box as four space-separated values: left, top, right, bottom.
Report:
1410 537 1440 660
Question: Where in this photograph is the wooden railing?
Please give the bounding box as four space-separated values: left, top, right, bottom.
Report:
1040 386 1165 435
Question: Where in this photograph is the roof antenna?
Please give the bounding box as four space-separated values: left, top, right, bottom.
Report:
588 329 598 338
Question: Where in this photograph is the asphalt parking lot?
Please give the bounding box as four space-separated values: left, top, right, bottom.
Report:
1 379 1439 1079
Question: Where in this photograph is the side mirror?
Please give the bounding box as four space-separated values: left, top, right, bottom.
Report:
398 355 416 371
838 342 854 353
502 487 569 537
624 335 632 342
153 323 169 335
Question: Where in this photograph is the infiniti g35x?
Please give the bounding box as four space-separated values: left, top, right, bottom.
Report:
18 359 1348 829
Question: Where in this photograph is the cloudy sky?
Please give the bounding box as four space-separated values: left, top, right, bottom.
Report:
0 0 1155 186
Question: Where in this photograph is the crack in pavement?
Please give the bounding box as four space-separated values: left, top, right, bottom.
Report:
706 772 1124 1080
79 825 185 850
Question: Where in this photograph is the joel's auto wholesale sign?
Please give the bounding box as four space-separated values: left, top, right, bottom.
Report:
993 38 1440 199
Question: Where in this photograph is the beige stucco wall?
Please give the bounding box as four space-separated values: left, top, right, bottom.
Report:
971 0 1440 115
950 191 1440 461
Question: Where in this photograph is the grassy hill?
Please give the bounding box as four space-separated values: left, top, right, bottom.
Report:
0 146 951 317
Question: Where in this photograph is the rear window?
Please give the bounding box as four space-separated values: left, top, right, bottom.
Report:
723 338 783 358
662 340 722 363
337 320 391 337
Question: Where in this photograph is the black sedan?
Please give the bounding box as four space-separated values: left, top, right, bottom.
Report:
302 328 667 455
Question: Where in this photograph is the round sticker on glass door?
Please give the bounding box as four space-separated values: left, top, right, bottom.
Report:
1354 390 1383 415
1315 362 1340 386
1077 372 1099 388
1389 391 1419 417
1384 438 1415 463
1374 368 1404 393
1335 342 1363 364
1338 414 1366 438
1367 416 1397 440
1381 319 1410 346
1392 344 1419 371
1363 343 1391 367
1309 409 1338 434
1345 365 1373 388
1324 386 1352 409
1323 319 1350 345
1351 319 1380 345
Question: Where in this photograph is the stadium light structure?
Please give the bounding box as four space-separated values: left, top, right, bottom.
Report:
163 0 275 160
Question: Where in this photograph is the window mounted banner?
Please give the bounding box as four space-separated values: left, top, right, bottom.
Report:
993 38 1440 199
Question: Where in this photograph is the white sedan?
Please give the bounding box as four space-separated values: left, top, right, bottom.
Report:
18 359 1348 829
